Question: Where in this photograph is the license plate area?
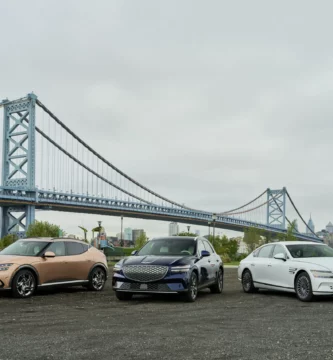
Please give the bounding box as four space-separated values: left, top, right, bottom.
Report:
140 283 148 290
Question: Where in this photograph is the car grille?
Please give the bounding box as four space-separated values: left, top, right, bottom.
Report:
119 282 172 292
122 265 168 282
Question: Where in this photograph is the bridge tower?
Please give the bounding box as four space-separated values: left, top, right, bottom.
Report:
266 188 286 229
1 94 37 238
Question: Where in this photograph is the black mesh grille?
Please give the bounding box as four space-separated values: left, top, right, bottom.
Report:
119 282 172 292
122 265 168 282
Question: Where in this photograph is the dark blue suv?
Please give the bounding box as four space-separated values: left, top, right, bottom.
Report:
112 236 223 302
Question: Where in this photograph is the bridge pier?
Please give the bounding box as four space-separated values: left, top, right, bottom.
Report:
1 94 37 238
266 188 286 230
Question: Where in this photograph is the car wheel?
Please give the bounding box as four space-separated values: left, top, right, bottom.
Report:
115 291 133 301
210 268 223 294
183 272 198 302
12 269 36 298
88 267 106 291
242 270 258 293
295 272 313 302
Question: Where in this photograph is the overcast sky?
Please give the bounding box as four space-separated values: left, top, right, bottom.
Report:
1 1 333 238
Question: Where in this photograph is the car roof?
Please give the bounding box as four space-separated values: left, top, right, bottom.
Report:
267 241 324 246
150 236 200 241
20 237 85 243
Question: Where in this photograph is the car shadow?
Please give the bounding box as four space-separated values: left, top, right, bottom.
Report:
128 289 212 304
258 289 333 302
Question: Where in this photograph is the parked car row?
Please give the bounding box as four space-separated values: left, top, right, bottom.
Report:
1 236 333 302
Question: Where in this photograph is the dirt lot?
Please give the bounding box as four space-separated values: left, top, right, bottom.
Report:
1 268 333 360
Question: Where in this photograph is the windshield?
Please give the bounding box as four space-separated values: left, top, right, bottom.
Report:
138 238 196 256
0 240 49 256
286 244 333 258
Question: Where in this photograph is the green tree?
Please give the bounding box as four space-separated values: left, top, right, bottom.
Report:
243 227 262 253
178 231 198 237
285 220 297 241
0 233 18 250
135 232 148 249
26 220 64 238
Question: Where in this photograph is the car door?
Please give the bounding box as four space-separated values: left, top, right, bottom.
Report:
251 244 274 285
266 244 291 289
35 241 67 284
64 241 92 280
203 240 220 282
196 240 211 286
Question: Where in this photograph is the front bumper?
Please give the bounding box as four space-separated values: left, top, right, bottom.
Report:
311 277 333 295
112 272 189 294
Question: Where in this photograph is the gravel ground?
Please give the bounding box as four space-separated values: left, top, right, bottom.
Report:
1 268 333 360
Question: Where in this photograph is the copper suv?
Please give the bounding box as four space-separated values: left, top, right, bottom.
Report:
0 238 108 298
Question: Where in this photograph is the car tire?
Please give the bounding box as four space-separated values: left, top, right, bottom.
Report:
242 269 258 293
12 269 36 299
210 268 223 294
183 272 198 302
88 267 106 291
115 291 133 301
295 272 313 302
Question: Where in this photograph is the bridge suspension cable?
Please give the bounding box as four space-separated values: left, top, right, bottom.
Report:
36 99 192 210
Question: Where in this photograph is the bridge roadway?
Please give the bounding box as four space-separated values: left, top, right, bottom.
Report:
0 187 321 242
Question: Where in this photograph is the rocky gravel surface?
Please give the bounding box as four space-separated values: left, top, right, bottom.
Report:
1 268 333 360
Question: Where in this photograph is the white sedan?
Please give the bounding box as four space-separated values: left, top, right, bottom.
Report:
238 241 333 301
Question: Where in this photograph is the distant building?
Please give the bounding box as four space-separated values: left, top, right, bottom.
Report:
116 232 124 240
326 222 333 234
133 229 145 243
124 228 132 241
306 216 315 235
168 222 179 236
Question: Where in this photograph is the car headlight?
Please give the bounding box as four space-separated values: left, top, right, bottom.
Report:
170 265 191 273
113 264 122 273
0 263 13 271
310 270 333 278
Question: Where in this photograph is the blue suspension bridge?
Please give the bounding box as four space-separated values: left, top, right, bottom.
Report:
0 94 321 242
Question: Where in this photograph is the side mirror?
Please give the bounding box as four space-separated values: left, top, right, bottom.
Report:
201 250 210 257
131 250 138 256
274 253 287 261
44 251 55 258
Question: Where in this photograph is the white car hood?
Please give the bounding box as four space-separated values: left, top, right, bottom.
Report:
293 257 333 271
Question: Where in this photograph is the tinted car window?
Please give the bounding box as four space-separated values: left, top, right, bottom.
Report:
286 244 333 258
47 242 66 256
258 245 273 258
66 242 85 256
0 241 49 256
138 239 196 256
203 240 215 253
272 244 286 257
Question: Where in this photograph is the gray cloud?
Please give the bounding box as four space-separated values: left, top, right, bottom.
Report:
1 0 333 237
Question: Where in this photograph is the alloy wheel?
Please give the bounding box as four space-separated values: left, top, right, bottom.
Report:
217 269 223 291
16 272 35 298
92 269 105 290
190 274 198 300
297 275 310 300
242 272 252 292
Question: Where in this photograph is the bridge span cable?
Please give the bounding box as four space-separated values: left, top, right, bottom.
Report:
36 100 191 210
35 126 151 204
286 190 318 237
19 112 151 204
219 189 267 215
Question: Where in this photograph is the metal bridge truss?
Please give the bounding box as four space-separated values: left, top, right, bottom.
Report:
0 94 322 242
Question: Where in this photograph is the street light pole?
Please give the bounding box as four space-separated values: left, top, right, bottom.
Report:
208 222 211 239
187 226 190 235
120 216 123 247
98 221 102 249
212 214 217 247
